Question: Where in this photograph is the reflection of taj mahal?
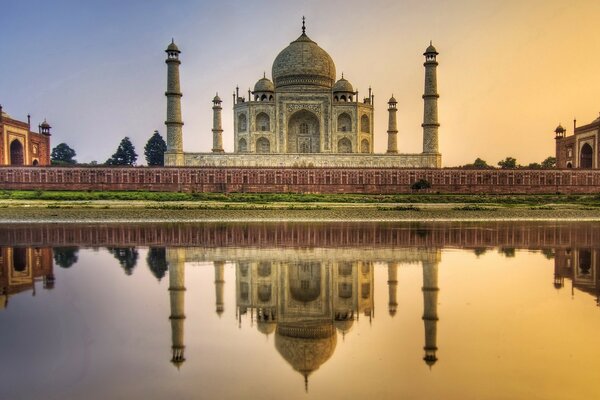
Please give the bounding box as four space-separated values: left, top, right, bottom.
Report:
164 247 443 383
163 19 441 168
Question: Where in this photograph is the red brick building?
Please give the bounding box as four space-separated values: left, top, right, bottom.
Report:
555 116 599 169
0 105 51 166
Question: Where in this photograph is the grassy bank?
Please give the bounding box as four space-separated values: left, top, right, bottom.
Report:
1 190 600 206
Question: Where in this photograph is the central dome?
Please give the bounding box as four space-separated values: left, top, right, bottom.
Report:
272 32 336 89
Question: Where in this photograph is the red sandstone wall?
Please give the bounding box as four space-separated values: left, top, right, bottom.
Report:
0 166 599 194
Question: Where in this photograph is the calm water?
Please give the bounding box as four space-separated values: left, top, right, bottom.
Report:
1 222 599 400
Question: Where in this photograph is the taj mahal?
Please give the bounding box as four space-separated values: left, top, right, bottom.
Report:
163 19 442 168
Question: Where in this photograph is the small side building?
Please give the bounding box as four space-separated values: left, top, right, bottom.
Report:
555 117 599 169
0 105 51 166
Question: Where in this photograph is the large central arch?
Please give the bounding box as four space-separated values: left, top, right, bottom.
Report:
580 143 593 169
287 110 320 153
10 140 24 166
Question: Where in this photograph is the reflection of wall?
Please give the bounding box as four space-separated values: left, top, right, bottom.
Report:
5 222 600 251
554 248 600 302
0 247 54 309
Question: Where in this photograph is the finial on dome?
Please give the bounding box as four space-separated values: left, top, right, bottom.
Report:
302 16 306 34
263 71 266 79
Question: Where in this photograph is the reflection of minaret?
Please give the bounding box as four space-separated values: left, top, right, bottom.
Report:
214 261 225 316
387 262 398 317
168 249 186 368
422 260 439 367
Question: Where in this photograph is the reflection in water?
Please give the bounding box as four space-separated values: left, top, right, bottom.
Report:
554 248 600 303
2 222 600 398
0 247 54 309
161 245 442 388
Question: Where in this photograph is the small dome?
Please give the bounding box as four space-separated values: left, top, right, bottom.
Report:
254 76 275 93
167 40 180 52
334 318 354 334
388 95 397 104
257 321 276 335
424 41 438 55
555 124 565 133
272 32 336 89
213 93 222 103
40 119 51 128
333 76 353 93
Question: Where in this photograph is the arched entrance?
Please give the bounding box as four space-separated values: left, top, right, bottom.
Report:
287 110 320 153
10 139 24 165
580 143 593 168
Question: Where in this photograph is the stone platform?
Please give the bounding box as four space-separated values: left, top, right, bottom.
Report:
166 152 442 168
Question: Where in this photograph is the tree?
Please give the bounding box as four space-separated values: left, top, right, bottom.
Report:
144 130 167 166
51 143 77 165
411 179 432 190
498 157 517 169
463 157 490 169
108 247 139 275
106 137 138 166
541 156 556 169
527 162 542 169
53 247 79 268
147 247 168 281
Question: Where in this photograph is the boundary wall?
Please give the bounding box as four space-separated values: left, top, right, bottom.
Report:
1 166 599 194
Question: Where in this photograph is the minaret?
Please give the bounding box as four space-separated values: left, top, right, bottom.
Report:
168 249 186 368
387 262 398 316
422 260 439 367
422 42 440 154
387 96 398 154
212 94 224 152
165 39 184 166
554 124 566 168
214 261 225 316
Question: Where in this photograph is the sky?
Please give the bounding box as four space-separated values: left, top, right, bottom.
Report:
1 0 600 166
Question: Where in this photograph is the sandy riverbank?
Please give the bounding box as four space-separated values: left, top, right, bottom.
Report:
1 200 599 222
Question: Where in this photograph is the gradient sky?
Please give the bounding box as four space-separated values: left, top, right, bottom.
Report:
2 0 599 166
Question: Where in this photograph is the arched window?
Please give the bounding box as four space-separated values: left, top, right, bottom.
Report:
580 143 593 168
579 250 592 275
567 162 573 168
12 248 27 272
258 262 271 277
238 113 247 132
238 138 247 152
256 112 270 131
337 113 351 132
338 138 352 153
338 262 353 276
269 95 273 101
340 95 346 102
32 159 39 166
361 139 370 153
10 140 24 165
361 115 370 133
299 122 308 134
256 137 270 153
260 94 267 101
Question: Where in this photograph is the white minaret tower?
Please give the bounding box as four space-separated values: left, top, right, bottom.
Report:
387 95 398 154
213 93 224 153
214 261 225 316
422 42 440 154
387 262 398 316
212 94 224 152
165 39 184 166
422 260 439 367
168 249 186 368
